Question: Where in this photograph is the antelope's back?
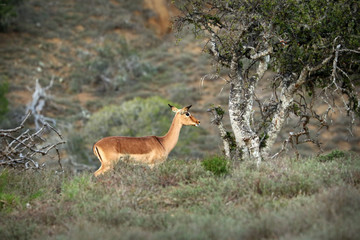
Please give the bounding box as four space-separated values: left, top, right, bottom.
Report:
95 136 163 155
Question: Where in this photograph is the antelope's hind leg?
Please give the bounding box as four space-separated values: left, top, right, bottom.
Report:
94 163 112 177
93 146 118 177
94 167 102 177
94 164 106 177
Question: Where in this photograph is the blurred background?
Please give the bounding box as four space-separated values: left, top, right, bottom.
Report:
1 0 359 170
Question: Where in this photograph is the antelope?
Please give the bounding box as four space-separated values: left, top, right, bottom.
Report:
93 104 200 177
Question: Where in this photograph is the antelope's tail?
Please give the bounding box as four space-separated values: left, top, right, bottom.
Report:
93 145 103 163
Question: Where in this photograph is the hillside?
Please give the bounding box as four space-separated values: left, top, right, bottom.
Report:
1 0 359 170
1 2 360 239
0 0 228 167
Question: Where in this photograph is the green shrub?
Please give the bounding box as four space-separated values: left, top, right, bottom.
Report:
201 155 229 176
85 96 173 141
155 159 209 187
0 192 20 212
0 217 35 240
317 149 346 162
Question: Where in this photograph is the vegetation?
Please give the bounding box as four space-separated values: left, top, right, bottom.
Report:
0 81 8 122
69 38 158 93
1 152 359 239
201 155 229 176
85 96 176 142
0 0 22 31
0 111 65 170
1 1 360 239
174 0 360 164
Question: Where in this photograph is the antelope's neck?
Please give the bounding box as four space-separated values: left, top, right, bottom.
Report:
159 114 182 154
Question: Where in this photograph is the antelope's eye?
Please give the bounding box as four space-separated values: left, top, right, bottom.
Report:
185 112 190 117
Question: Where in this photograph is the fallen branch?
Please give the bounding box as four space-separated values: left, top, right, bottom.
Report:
0 112 65 170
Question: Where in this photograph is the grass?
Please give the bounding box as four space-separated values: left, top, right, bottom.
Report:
0 151 359 239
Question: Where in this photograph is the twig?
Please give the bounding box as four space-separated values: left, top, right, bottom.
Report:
0 111 31 133
0 112 65 170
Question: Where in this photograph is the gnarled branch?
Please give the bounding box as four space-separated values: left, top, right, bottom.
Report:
0 112 65 170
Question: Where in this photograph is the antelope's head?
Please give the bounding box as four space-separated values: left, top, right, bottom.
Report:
168 104 200 127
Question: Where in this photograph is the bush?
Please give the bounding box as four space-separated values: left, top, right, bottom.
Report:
317 149 346 162
0 0 22 31
201 155 229 176
85 96 173 141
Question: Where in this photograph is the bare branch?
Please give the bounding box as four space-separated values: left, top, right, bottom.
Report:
250 45 273 60
0 112 65 170
0 111 31 133
272 115 323 160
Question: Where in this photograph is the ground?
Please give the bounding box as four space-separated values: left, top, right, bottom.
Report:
1 0 359 169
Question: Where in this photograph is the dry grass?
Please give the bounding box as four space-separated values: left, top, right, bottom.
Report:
1 151 359 239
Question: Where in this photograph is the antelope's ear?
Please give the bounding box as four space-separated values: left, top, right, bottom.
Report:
168 104 178 113
183 105 192 112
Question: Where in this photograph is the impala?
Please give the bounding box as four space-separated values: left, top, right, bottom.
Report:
93 104 200 177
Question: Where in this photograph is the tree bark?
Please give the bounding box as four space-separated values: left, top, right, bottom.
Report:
228 54 248 159
208 107 231 159
261 77 294 159
228 55 268 165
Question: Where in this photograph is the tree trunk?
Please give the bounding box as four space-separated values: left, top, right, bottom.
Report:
228 56 267 165
261 78 294 159
246 135 262 167
228 54 248 159
228 78 247 156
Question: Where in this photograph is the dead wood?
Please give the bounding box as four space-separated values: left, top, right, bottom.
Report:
0 111 65 170
26 79 56 130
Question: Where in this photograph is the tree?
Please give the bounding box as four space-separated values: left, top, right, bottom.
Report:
174 0 360 165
